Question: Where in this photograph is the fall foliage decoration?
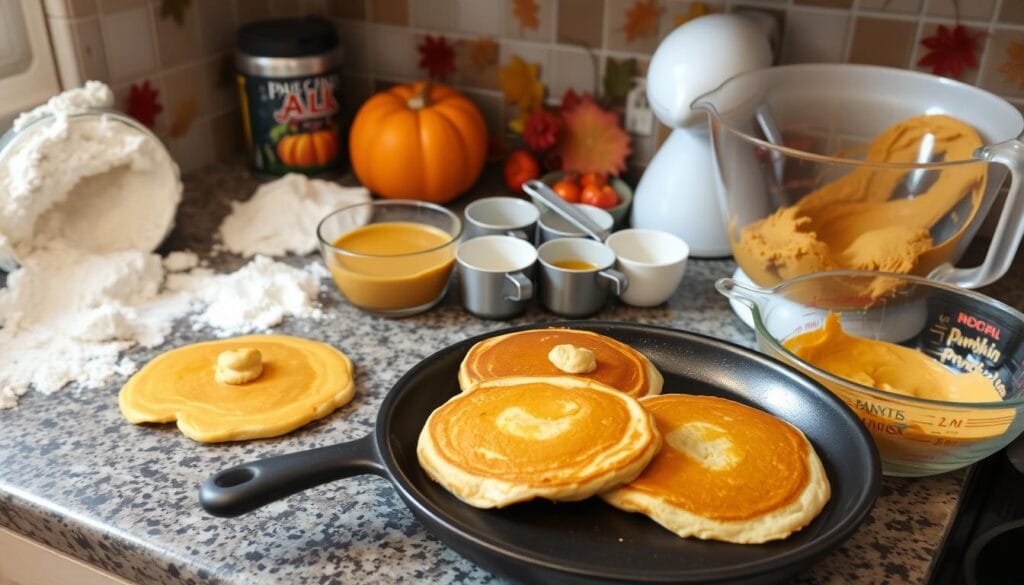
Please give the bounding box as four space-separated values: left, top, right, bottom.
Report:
623 0 661 42
999 40 1024 88
560 97 632 175
918 25 981 79
418 35 456 80
468 36 498 71
127 80 163 129
277 130 339 167
159 0 191 26
561 89 594 114
604 58 638 104
512 0 540 30
168 96 197 138
500 55 545 131
523 109 563 152
349 82 488 204
674 2 708 28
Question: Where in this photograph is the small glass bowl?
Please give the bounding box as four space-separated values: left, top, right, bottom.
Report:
717 270 1024 477
317 200 462 317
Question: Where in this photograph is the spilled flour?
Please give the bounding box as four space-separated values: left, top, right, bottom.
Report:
0 83 331 409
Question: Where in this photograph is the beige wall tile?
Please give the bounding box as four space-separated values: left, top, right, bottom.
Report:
778 8 849 64
196 0 238 54
152 2 203 68
73 17 109 82
911 22 984 84
112 77 168 134
927 0 995 21
367 26 418 78
548 48 598 101
858 0 921 13
502 0 555 42
1000 0 1024 25
794 0 851 7
47 16 84 88
99 0 143 13
499 41 551 89
101 6 157 81
605 0 660 54
44 0 98 17
370 0 409 25
452 38 500 89
167 116 215 173
329 0 367 20
661 1 723 37
848 17 916 68
979 29 1024 100
453 0 500 36
408 0 455 29
558 0 605 48
162 63 210 122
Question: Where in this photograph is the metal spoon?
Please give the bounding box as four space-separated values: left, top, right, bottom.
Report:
521 179 608 242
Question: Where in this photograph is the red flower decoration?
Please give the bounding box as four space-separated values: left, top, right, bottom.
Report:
127 80 163 128
560 89 595 114
522 109 563 152
918 25 981 79
417 35 455 80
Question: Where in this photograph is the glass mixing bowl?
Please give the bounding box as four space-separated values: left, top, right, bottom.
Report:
694 64 1024 290
716 270 1024 477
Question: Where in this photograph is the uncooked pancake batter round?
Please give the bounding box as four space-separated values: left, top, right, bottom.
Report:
418 376 660 508
602 394 830 544
458 329 663 397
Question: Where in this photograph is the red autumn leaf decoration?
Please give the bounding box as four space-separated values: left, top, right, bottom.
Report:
418 35 456 80
127 80 163 128
560 89 595 114
513 0 540 30
560 100 631 175
522 109 563 152
918 25 981 79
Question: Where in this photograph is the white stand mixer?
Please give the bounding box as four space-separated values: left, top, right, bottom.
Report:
630 14 774 257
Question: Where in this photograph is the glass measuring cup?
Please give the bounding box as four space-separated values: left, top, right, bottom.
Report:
717 270 1024 477
694 64 1024 290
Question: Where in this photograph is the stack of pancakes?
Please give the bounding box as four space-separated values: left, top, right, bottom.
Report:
417 328 831 544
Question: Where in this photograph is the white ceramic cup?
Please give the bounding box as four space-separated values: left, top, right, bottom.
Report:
537 204 614 244
605 228 689 307
464 196 540 241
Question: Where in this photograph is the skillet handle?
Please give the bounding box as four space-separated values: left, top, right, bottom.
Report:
199 434 385 517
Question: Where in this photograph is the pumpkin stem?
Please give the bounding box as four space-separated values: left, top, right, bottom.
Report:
407 82 431 110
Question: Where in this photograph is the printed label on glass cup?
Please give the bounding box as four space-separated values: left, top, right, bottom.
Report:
237 72 342 175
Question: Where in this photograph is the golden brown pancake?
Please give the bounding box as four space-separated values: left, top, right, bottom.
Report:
458 329 663 398
417 376 661 508
602 394 830 543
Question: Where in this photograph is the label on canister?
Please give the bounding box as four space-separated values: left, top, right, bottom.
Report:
237 71 341 175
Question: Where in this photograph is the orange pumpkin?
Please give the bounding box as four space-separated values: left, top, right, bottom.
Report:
277 129 339 167
349 82 488 203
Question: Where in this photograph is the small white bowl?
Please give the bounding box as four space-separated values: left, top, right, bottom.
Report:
605 228 689 307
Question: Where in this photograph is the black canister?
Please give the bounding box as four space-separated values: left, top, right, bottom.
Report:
236 16 342 175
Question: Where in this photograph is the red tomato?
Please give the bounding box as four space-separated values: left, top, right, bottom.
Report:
579 172 608 189
581 184 619 209
551 180 581 203
503 150 540 192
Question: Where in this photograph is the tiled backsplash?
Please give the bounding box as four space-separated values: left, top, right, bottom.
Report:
42 0 1024 174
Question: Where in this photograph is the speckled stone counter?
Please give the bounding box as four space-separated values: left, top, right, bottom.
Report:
2 160 1022 585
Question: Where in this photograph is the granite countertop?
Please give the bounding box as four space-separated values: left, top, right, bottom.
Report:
2 160 1022 585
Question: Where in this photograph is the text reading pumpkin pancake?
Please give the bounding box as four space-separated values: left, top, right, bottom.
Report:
458 329 663 398
418 376 661 508
602 394 830 544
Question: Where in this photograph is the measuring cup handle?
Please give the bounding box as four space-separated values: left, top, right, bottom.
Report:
600 269 629 296
934 138 1024 288
504 271 533 301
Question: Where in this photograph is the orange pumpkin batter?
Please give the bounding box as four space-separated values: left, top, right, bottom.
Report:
627 395 809 521
458 329 660 397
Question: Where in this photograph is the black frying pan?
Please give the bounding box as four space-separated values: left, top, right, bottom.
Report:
200 322 881 584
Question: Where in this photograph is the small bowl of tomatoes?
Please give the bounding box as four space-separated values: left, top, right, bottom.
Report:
540 171 633 228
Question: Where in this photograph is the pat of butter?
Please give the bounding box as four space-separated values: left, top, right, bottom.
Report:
548 344 597 374
215 348 263 385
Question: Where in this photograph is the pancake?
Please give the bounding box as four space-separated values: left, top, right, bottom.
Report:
417 376 661 508
601 394 830 544
458 329 663 398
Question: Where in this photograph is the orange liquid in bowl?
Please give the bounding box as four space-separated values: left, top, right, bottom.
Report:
328 222 456 311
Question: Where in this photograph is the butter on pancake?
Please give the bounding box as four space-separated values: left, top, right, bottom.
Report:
417 376 661 508
602 395 830 544
458 329 663 398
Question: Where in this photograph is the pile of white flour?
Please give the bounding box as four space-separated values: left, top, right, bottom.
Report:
0 83 332 409
219 173 369 257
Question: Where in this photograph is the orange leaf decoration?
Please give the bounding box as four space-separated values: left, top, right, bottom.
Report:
999 40 1024 88
168 96 197 138
560 100 632 175
623 0 660 42
513 0 540 30
500 55 544 116
674 2 708 28
468 36 498 70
